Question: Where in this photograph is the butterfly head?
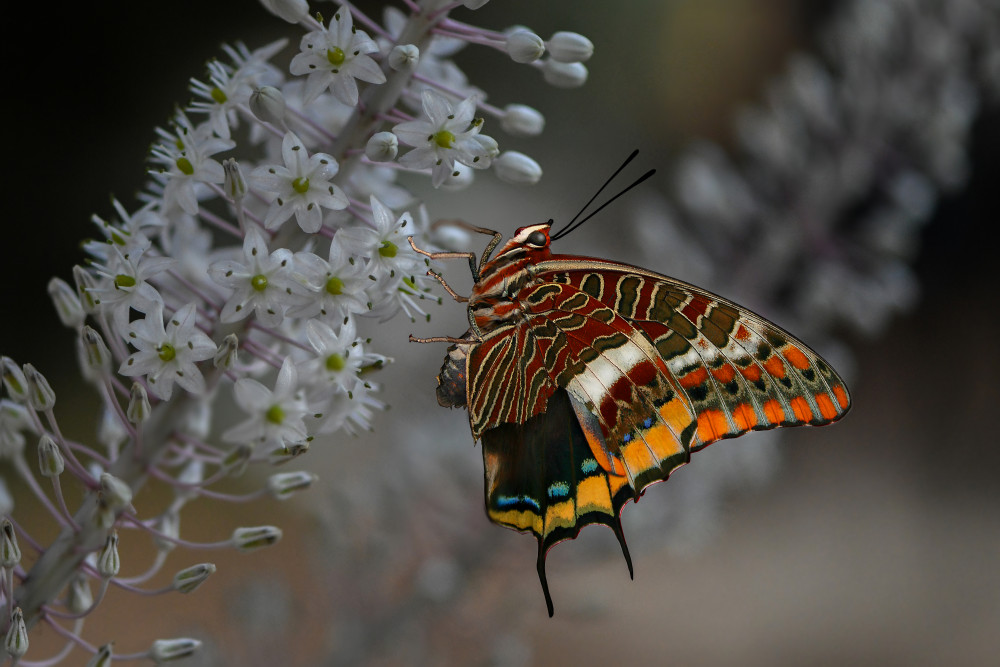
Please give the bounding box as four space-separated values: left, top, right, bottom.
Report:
500 220 553 257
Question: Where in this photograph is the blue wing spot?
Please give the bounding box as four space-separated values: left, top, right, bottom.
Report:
643 417 655 429
547 481 570 499
581 458 599 474
495 495 540 511
623 433 632 443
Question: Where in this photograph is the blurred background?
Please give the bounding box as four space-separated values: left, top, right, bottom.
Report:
2 0 998 664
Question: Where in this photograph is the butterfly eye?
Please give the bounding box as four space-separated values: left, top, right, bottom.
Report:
526 231 547 247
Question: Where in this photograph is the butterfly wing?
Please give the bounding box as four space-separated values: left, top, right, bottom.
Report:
448 256 850 615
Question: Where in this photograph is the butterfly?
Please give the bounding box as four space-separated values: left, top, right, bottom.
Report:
409 154 851 616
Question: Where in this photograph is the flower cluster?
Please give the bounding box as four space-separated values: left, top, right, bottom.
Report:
0 1 593 662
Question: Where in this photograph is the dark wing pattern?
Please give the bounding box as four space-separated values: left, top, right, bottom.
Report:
460 258 850 615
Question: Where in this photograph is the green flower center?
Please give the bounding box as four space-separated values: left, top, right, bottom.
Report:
378 241 397 258
158 343 176 362
114 274 136 288
210 87 228 104
433 130 455 148
251 274 269 291
325 276 344 295
175 157 194 175
265 404 284 425
327 47 346 66
325 353 346 372
292 176 310 194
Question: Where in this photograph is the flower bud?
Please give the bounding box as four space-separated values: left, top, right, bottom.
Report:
37 434 65 477
48 277 85 328
365 132 399 162
73 265 101 313
542 60 588 88
495 151 543 185
389 44 419 71
249 86 287 126
232 525 282 552
547 31 594 63
87 644 113 667
464 0 490 8
501 104 545 136
23 363 56 411
127 382 151 425
506 30 545 63
149 637 202 662
268 441 309 465
268 471 317 500
257 0 308 23
100 473 134 512
2 358 30 407
67 573 93 614
172 563 216 594
1 518 21 569
5 607 27 658
223 443 253 477
214 333 239 370
98 532 120 578
81 326 112 375
223 158 247 202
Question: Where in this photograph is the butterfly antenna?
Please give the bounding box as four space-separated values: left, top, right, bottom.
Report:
551 150 655 241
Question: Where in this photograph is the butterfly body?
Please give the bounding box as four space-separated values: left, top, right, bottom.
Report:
426 220 850 616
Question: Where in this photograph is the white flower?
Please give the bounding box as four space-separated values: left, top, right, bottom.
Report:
250 132 348 233
286 239 370 323
149 113 234 215
289 4 386 105
87 247 176 338
394 90 496 187
207 226 308 327
119 303 217 401
223 358 309 449
298 319 379 395
336 196 424 281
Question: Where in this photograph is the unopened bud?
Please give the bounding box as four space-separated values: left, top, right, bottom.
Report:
365 132 399 162
172 563 216 594
501 104 545 136
24 363 56 411
149 637 202 662
37 434 65 477
5 607 27 658
249 86 286 127
268 471 317 500
268 441 309 465
1 357 28 403
48 277 85 328
389 44 419 71
1 518 21 569
98 532 120 578
223 158 247 202
73 265 101 313
546 31 594 63
153 511 180 553
214 333 239 369
81 326 112 374
542 59 588 88
506 30 545 63
223 444 253 477
87 644 113 667
495 151 543 185
127 382 151 424
464 0 490 8
232 525 282 552
100 473 133 512
68 573 94 614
